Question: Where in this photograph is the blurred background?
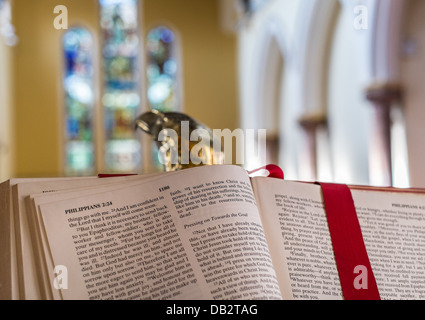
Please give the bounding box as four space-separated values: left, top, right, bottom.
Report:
0 0 424 189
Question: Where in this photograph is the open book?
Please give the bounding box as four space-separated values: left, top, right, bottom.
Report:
2 164 425 300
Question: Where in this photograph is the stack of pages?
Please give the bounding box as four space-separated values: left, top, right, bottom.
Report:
1 165 425 300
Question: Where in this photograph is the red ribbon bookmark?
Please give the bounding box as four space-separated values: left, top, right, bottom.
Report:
318 183 380 300
248 165 284 180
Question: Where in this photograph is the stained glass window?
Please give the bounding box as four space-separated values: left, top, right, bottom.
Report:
99 0 142 173
146 26 179 112
63 27 95 175
146 26 180 171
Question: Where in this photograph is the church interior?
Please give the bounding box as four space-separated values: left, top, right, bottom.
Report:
0 0 424 189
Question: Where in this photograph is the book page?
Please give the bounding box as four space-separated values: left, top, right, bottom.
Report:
252 177 425 300
251 178 342 300
12 176 98 300
38 165 282 300
352 188 425 300
0 180 12 300
25 173 171 300
1 177 77 300
12 174 162 299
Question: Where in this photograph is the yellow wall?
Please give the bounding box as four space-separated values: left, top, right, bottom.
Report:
0 39 14 181
12 0 237 177
143 0 238 131
13 0 100 177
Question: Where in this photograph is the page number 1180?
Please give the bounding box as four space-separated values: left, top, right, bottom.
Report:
159 186 170 192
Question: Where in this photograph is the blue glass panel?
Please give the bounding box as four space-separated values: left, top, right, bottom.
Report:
67 141 95 173
63 27 95 175
99 0 141 173
146 26 178 112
